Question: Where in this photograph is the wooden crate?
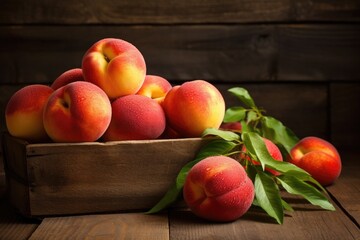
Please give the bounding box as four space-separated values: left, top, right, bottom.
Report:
2 133 206 218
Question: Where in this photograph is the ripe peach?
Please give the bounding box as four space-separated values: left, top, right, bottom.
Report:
43 81 112 143
5 84 54 142
162 80 225 138
136 75 172 104
287 136 342 186
102 94 166 141
240 137 283 176
51 68 85 90
183 156 254 222
82 38 146 99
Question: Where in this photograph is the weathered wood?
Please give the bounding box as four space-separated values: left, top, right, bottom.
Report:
169 197 360 240
0 24 359 85
327 150 360 226
330 83 360 149
1 0 359 24
2 134 207 217
219 83 328 139
29 213 169 240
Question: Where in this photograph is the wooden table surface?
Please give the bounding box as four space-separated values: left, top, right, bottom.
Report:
0 150 359 240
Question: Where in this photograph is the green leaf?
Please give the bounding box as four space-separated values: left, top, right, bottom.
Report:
281 199 294 212
223 106 246 123
261 116 299 155
284 170 326 193
255 171 284 224
146 182 182 214
147 139 237 214
228 87 256 108
202 128 240 142
246 111 258 124
278 175 335 211
242 132 309 176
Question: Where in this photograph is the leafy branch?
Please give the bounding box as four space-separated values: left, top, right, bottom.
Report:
147 87 335 224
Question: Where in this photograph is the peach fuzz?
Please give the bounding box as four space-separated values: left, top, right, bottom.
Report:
43 81 112 143
183 156 254 222
241 138 283 176
102 94 166 141
51 68 85 90
5 84 54 142
162 80 225 138
288 136 342 186
82 38 146 99
136 75 172 104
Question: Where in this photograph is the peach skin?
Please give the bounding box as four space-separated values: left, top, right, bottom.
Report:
136 75 172 104
288 136 342 186
51 68 85 90
102 94 166 141
82 38 146 99
43 81 112 143
5 84 54 142
162 80 225 138
183 156 254 222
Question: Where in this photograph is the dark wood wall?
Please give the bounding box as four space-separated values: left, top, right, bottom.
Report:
0 0 360 150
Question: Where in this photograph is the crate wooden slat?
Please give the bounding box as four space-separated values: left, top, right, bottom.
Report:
2 133 207 218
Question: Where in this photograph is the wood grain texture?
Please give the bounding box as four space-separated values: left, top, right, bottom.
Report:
0 24 359 85
330 83 360 149
2 134 207 217
169 197 360 240
29 213 169 240
1 0 359 24
327 150 360 226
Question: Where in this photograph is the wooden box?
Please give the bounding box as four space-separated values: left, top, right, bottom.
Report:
2 133 206 218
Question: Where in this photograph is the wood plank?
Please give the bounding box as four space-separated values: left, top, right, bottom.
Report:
29 213 169 240
1 0 359 24
219 83 328 139
327 150 360 226
0 24 359 84
330 83 360 149
169 197 360 240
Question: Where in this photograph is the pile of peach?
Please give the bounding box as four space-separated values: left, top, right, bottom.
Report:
5 38 341 223
5 38 225 143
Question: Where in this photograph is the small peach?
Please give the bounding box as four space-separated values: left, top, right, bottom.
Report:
288 136 341 186
240 137 283 176
136 75 172 104
51 68 85 90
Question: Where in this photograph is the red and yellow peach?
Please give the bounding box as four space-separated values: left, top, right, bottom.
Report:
43 81 112 143
82 38 146 100
162 80 225 138
5 84 54 142
136 75 172 104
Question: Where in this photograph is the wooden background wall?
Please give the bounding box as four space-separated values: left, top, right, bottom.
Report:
0 0 359 154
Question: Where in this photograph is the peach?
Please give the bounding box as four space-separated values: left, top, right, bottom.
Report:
162 80 225 138
136 75 172 104
5 84 54 142
51 68 85 90
82 38 146 99
220 122 242 132
183 156 254 222
287 136 342 186
43 81 112 143
241 137 283 176
102 94 166 141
